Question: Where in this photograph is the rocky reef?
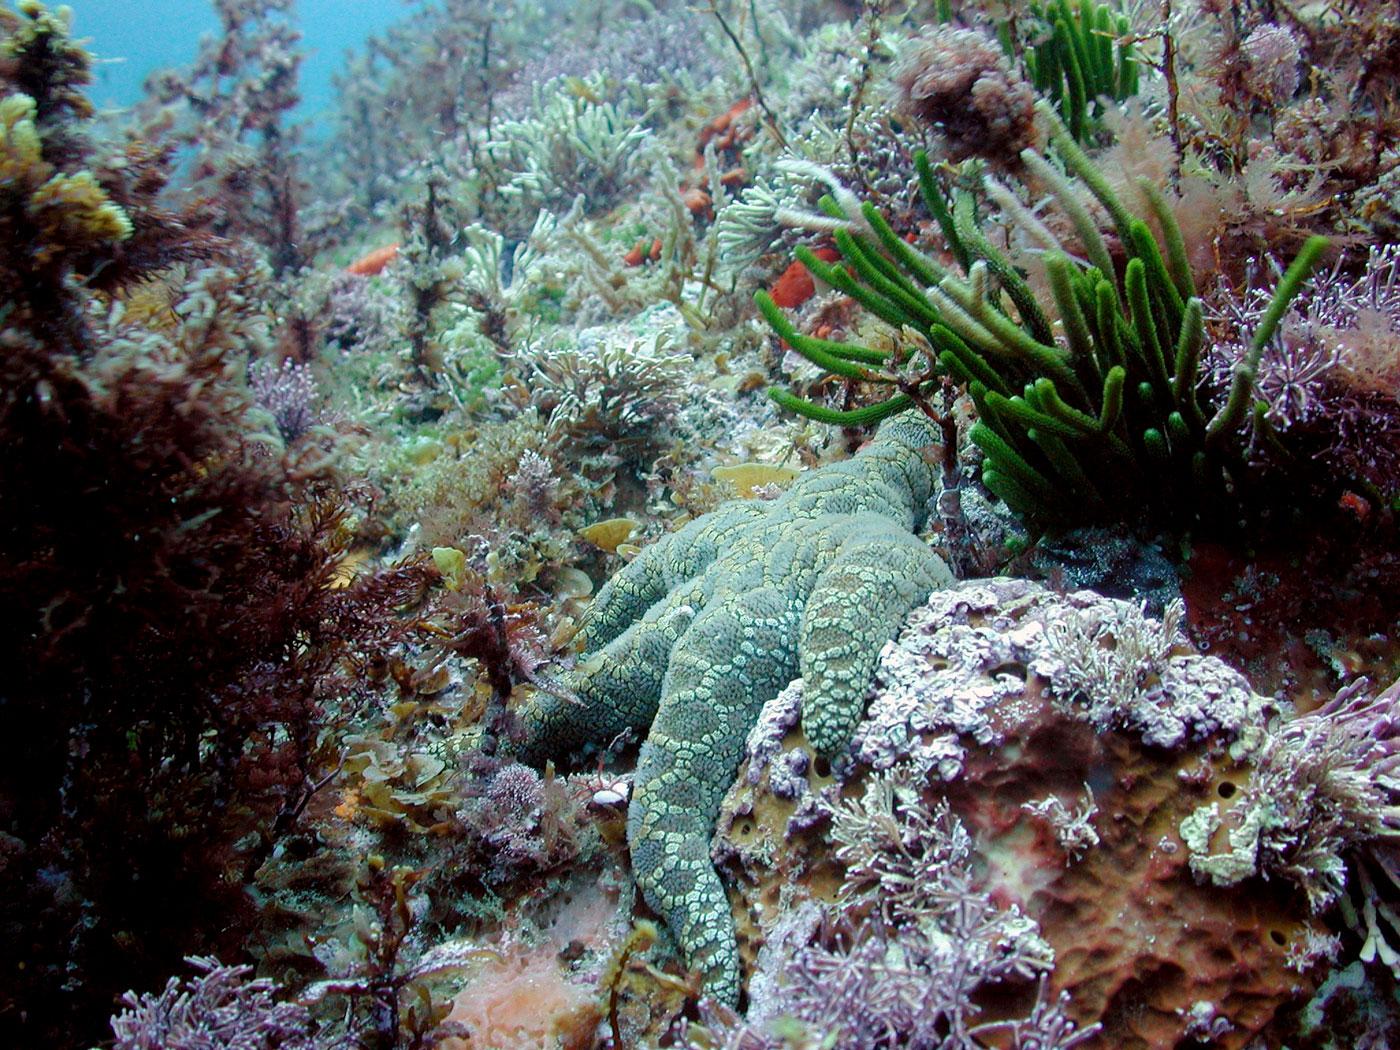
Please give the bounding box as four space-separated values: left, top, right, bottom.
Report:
2 0 1399 1048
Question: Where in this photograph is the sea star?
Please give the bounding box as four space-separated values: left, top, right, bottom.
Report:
515 410 953 1003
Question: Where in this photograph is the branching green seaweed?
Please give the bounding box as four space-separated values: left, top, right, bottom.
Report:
759 101 1326 531
1013 0 1141 142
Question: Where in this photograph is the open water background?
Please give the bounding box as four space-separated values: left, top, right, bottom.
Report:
77 0 405 126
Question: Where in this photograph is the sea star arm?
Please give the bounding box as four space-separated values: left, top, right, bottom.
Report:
799 520 954 759
627 584 804 1005
580 501 767 649
515 578 710 764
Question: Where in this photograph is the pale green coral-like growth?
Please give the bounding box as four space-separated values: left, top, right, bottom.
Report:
485 79 652 211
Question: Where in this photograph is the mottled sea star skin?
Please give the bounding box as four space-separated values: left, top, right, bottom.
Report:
515 410 953 1003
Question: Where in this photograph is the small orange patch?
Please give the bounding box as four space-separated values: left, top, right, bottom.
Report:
1338 490 1371 521
334 785 362 821
623 240 647 267
682 186 712 216
346 243 399 276
768 258 815 308
698 97 753 150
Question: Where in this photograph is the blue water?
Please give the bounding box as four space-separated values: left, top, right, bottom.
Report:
76 0 406 123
